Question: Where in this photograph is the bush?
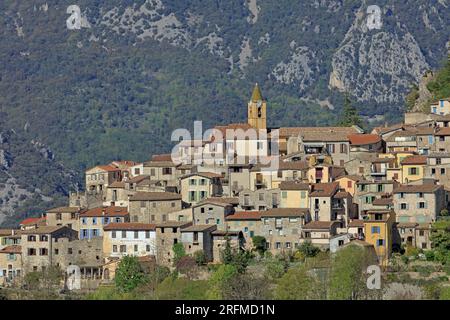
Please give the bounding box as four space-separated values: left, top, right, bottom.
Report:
439 286 450 300
176 256 198 280
193 250 206 266
297 241 320 258
172 243 186 265
424 250 435 261
251 236 266 256
264 258 287 280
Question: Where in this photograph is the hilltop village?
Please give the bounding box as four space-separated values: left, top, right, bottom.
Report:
1 84 450 290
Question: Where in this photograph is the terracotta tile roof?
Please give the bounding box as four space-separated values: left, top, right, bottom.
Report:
129 192 181 201
435 127 450 136
20 217 46 226
348 134 381 145
310 182 339 197
336 175 364 181
193 200 233 208
394 184 443 193
279 126 358 138
143 160 177 167
212 230 241 237
151 154 173 162
181 172 222 179
46 207 80 213
303 221 337 230
109 181 125 188
104 223 156 231
205 197 240 205
396 222 419 228
156 221 192 228
261 208 309 217
0 229 17 237
226 211 262 221
372 197 393 206
111 160 138 168
80 206 128 217
400 155 427 165
279 181 309 191
181 225 217 232
21 226 68 235
93 164 121 172
278 161 309 171
372 123 404 135
385 130 417 142
0 245 21 254
335 191 351 198
348 220 365 227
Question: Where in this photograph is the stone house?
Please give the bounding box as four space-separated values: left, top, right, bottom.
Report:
180 172 222 205
300 220 342 249
103 223 156 259
239 188 280 210
20 226 78 273
142 160 180 188
192 200 235 231
225 211 262 249
425 152 450 188
155 221 192 267
128 192 182 223
348 134 383 153
0 245 22 286
393 184 445 224
212 230 244 263
385 131 417 153
261 208 310 254
79 206 129 240
181 225 216 262
45 206 82 232
85 164 121 195
309 182 339 222
355 180 398 216
400 155 427 184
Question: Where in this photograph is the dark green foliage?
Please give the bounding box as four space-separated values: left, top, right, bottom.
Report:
172 243 186 265
114 256 148 293
251 235 266 256
220 239 253 273
193 250 206 266
338 93 363 128
297 241 320 258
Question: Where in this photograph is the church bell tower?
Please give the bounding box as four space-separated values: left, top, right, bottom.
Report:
247 83 267 130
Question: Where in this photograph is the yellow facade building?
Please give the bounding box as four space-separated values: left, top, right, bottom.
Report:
363 210 395 267
400 155 427 184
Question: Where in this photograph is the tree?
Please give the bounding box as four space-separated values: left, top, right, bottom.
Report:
275 265 317 300
206 264 238 300
221 273 270 300
338 93 363 128
265 257 288 280
251 236 266 256
328 246 371 300
115 256 148 293
172 243 186 265
220 239 253 273
298 241 320 258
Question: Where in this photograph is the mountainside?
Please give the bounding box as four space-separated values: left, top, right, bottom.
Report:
0 0 449 225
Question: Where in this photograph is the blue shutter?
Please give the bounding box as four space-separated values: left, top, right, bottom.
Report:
424 202 428 209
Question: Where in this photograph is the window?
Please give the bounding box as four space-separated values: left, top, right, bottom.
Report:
418 202 426 209
82 218 87 225
39 248 48 256
441 168 446 175
257 141 264 150
200 208 205 213
92 229 99 237
377 239 384 247
40 235 48 242
199 179 207 185
326 144 335 154
419 230 425 236
171 202 176 208
68 248 73 254
122 231 127 238
71 213 76 219
54 249 59 255
371 226 380 234
377 184 383 192
282 191 287 199
113 245 117 253
134 245 138 252
150 168 156 176
115 217 121 223
162 168 172 175
120 245 126 253
409 167 418 175
134 231 139 239
347 181 352 188
259 193 264 201
216 219 221 225
340 144 348 154
140 201 146 208
275 242 281 249
286 242 291 249
436 158 442 165
244 227 249 233
418 192 424 198
92 218 97 225
27 248 36 256
112 231 116 239
56 213 62 220
421 243 427 249
146 245 151 252
145 231 150 238
189 179 197 186
400 203 408 210
27 235 36 242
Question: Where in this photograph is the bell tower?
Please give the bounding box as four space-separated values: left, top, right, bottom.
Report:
247 83 267 130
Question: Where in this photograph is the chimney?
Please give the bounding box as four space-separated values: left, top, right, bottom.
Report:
102 207 106 216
